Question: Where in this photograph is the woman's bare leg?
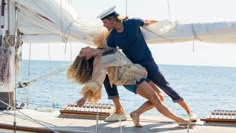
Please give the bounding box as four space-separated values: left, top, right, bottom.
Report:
130 100 153 127
135 81 187 124
148 81 164 102
130 81 164 127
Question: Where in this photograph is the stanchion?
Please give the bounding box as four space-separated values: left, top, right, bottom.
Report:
119 118 122 133
96 108 99 133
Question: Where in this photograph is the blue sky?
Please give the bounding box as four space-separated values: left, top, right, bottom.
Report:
22 0 236 67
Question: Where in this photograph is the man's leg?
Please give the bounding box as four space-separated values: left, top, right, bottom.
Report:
149 68 197 121
140 59 197 121
111 97 125 115
103 75 127 122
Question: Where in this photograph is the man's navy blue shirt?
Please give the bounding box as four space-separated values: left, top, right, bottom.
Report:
107 18 152 63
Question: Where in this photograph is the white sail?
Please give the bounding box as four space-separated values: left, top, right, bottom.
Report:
16 0 236 44
142 20 236 44
16 0 107 44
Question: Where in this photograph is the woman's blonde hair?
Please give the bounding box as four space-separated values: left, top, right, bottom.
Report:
67 55 94 84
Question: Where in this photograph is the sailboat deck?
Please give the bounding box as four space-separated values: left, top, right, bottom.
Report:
0 109 236 133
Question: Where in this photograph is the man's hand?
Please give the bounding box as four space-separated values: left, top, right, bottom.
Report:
144 20 158 26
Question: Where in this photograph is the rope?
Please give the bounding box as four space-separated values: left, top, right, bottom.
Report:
60 0 63 39
26 42 32 108
191 24 200 41
125 0 128 16
166 0 172 20
58 0 75 52
15 1 19 132
191 23 201 52
17 66 68 88
1 97 63 109
47 43 51 63
63 22 73 54
0 99 59 133
69 42 73 61
143 27 173 42
60 0 71 44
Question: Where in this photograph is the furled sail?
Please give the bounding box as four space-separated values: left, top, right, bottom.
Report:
142 20 236 44
16 0 236 44
16 0 107 45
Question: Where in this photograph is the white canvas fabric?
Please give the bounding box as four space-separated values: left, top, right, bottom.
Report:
16 0 236 44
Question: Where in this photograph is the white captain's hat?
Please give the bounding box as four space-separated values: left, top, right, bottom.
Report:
97 6 119 20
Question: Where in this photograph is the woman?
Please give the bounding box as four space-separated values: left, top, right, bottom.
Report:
67 46 191 128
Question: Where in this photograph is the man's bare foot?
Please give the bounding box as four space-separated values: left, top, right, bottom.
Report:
178 122 195 129
177 119 195 129
77 97 86 107
130 111 142 128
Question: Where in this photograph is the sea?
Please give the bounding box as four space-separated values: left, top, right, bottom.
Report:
16 60 236 118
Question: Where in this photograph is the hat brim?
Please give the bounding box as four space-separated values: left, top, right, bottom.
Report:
101 12 119 20
97 6 119 20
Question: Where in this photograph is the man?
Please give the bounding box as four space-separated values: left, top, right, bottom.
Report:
97 6 197 122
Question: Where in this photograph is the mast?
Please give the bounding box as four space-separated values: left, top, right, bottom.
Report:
0 0 16 109
1 0 5 28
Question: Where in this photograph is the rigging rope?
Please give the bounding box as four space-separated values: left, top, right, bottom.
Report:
143 27 173 42
0 99 60 133
17 66 68 88
47 43 51 62
191 24 200 52
26 42 32 108
15 1 19 132
125 0 128 16
166 0 172 20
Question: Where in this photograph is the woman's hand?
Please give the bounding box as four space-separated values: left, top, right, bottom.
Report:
76 90 93 107
77 97 87 107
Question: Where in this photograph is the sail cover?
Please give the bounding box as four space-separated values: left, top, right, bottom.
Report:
142 20 236 44
16 0 236 44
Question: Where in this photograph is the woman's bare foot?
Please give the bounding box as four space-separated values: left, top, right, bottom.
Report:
130 111 142 128
77 97 86 107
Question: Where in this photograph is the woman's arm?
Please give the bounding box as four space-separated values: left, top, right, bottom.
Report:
77 90 92 107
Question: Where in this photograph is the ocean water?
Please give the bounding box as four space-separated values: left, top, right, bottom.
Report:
16 60 236 118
